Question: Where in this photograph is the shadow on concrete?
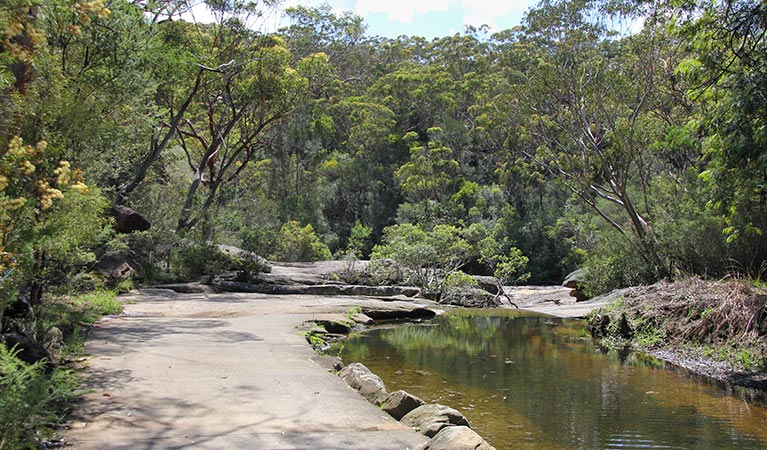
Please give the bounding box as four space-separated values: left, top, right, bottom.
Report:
88 319 263 351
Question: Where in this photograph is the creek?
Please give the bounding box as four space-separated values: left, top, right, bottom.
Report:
334 309 767 450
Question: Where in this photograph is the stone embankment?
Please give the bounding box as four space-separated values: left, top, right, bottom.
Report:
336 362 496 450
304 314 496 450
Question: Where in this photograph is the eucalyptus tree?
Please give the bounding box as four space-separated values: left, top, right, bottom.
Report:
107 0 329 234
667 0 767 273
513 0 688 280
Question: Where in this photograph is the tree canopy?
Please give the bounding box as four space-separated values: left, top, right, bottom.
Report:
2 0 766 305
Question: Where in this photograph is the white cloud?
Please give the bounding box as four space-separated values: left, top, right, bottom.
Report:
459 0 533 33
354 0 456 23
460 0 513 18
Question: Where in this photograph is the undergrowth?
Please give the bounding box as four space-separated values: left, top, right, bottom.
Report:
1 289 123 449
0 346 79 450
589 278 767 371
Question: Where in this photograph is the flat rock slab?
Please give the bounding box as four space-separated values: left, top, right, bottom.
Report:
66 291 430 450
505 285 613 318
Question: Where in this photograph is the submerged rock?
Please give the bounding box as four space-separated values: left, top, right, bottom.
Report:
401 404 471 437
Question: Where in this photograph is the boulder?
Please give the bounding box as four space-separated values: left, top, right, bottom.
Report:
422 425 496 450
401 404 471 438
3 295 34 321
473 276 500 295
441 288 499 308
562 269 588 302
562 269 584 289
110 205 150 233
94 252 144 280
1 332 51 364
383 390 425 420
338 362 388 405
216 245 271 272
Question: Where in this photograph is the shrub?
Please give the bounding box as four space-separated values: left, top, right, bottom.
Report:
272 221 331 262
580 230 658 297
0 345 77 450
372 223 529 289
78 289 122 320
240 227 277 260
177 243 268 282
346 221 373 258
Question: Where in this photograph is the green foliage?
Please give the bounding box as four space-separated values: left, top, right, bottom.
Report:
365 258 405 286
36 289 122 358
371 222 528 289
580 229 657 297
395 134 459 203
371 223 452 287
439 270 482 304
0 345 78 450
240 227 278 259
272 221 332 262
346 221 373 258
177 243 268 282
77 289 122 319
3 0 767 314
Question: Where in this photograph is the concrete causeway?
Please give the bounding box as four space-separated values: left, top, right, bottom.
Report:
65 289 431 450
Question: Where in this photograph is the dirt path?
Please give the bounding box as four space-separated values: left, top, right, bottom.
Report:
65 289 431 450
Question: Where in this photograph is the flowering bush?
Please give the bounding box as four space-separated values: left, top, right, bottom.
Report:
1 136 108 305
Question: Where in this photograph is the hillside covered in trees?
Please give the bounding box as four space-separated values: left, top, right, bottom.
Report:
1 0 766 332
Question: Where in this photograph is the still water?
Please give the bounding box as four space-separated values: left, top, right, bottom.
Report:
335 309 767 450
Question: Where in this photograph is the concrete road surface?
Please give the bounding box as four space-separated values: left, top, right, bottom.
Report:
65 290 430 450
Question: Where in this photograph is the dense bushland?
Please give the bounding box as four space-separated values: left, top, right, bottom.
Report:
2 0 767 444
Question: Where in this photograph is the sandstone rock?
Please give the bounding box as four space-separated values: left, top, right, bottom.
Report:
216 245 271 272
3 295 34 321
94 253 144 280
562 269 585 288
383 390 425 420
312 319 353 334
148 284 211 294
311 355 344 372
401 404 471 437
362 307 436 321
1 332 51 364
110 205 150 233
422 425 496 450
569 288 589 302
213 282 421 298
350 312 374 325
338 362 388 405
441 287 499 308
562 269 589 302
473 276 500 295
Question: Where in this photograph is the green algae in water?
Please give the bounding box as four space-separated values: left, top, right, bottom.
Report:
335 310 767 450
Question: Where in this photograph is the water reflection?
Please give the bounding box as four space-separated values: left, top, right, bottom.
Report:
336 310 767 450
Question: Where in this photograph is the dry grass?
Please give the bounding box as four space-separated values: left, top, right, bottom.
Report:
620 278 767 347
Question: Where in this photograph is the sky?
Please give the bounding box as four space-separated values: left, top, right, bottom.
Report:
278 0 539 39
185 0 540 40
